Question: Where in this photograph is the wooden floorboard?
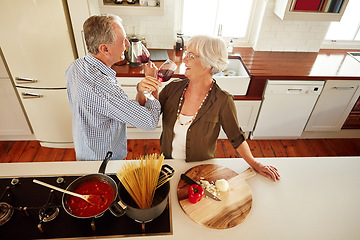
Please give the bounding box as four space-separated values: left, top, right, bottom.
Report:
0 138 359 163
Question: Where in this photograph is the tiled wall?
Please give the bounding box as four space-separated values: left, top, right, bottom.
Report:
107 0 177 49
253 1 331 52
100 0 331 52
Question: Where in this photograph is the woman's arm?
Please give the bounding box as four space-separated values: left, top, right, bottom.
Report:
236 141 280 181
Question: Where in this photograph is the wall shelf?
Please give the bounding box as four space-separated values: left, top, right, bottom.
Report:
274 0 349 21
99 0 164 16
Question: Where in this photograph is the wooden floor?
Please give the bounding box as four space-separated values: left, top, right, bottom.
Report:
1 138 360 163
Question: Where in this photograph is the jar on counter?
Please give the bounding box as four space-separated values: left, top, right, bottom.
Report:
148 0 157 6
176 33 184 51
139 0 147 5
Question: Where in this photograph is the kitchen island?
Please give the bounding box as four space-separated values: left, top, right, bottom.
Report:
1 157 359 240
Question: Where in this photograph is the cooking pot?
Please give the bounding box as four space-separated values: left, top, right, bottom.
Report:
62 152 125 219
118 164 174 223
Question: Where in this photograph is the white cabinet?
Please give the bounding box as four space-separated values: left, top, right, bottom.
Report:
305 80 360 132
274 0 349 21
0 0 75 147
0 54 32 137
16 88 73 147
219 100 261 139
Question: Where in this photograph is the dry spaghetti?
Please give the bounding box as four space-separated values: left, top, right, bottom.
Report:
116 154 164 209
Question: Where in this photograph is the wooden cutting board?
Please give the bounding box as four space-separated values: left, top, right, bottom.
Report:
177 164 256 229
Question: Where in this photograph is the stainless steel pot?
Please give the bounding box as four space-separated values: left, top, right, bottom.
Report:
62 152 125 219
118 164 173 223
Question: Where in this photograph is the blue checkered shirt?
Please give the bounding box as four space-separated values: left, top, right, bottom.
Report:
66 54 160 161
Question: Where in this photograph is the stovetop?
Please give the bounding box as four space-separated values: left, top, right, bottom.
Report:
0 175 172 240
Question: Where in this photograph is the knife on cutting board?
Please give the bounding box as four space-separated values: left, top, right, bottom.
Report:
181 173 221 201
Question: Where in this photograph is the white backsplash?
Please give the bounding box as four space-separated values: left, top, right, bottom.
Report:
253 1 330 52
100 0 177 49
98 0 331 52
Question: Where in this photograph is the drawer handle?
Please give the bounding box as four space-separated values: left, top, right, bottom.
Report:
16 77 38 83
22 92 43 99
334 87 355 90
121 84 137 87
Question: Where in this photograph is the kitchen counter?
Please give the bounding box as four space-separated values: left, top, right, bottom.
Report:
112 49 360 99
1 157 359 240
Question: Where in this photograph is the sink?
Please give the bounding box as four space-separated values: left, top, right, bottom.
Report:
348 52 360 63
213 57 250 95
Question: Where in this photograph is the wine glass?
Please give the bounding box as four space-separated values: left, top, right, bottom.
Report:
132 41 150 63
142 59 178 100
157 59 178 82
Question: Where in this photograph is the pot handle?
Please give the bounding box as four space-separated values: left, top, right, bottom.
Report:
109 200 127 217
99 151 112 174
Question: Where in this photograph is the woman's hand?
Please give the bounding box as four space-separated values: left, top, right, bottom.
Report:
251 162 280 182
137 76 162 94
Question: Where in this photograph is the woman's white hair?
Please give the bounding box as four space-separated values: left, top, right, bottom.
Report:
187 35 228 75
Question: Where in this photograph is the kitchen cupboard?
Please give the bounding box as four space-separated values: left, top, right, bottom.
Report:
99 0 165 16
219 101 261 139
0 53 32 137
0 0 76 147
274 0 349 21
305 80 360 131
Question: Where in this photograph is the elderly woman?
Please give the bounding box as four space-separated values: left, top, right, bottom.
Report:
138 35 280 181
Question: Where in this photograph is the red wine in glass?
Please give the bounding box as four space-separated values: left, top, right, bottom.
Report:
132 41 150 63
157 59 177 82
157 69 175 82
136 53 150 63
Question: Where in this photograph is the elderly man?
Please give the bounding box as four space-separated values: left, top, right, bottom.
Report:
66 14 161 161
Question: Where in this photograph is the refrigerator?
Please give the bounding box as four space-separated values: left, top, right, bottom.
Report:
0 0 77 148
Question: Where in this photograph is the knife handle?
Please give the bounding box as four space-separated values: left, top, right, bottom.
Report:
181 174 199 185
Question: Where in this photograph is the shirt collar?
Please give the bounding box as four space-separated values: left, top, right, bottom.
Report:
85 54 116 79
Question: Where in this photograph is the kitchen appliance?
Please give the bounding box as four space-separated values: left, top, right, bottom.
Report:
125 38 143 67
0 0 75 148
0 175 172 239
177 164 256 229
251 80 324 139
176 33 184 51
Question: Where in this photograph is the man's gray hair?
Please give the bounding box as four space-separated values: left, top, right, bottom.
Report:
187 35 228 75
83 14 123 55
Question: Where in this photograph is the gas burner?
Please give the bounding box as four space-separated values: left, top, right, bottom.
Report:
0 202 13 226
39 206 59 222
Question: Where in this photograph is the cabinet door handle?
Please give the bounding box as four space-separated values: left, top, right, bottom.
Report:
121 84 137 87
22 92 43 99
334 86 355 90
16 77 38 84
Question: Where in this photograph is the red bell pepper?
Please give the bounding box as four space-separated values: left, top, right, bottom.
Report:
188 184 204 204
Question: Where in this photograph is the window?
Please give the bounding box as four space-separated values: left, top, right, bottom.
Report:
323 0 360 47
181 0 255 40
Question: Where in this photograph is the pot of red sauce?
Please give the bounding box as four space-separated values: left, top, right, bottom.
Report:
62 152 125 219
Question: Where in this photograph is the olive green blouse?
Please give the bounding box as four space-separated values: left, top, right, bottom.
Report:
159 78 246 162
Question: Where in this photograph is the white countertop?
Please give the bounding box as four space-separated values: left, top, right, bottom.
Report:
1 157 360 240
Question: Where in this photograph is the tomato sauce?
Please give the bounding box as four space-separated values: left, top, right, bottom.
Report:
68 181 114 217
